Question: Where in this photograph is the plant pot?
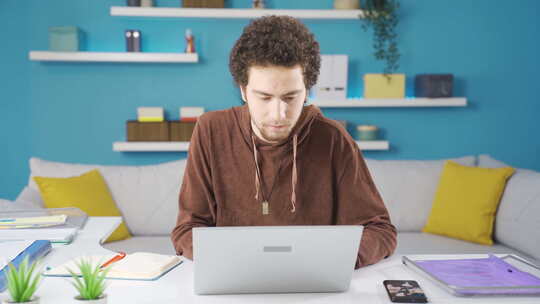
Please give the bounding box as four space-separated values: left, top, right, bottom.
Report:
74 294 107 304
357 125 379 141
363 74 405 98
2 297 40 304
334 0 360 9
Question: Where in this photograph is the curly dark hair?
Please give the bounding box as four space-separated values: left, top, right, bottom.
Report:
229 15 321 90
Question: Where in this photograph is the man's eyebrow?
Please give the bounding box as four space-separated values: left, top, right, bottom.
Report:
252 89 303 96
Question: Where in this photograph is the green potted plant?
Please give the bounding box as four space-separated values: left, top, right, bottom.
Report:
361 0 401 78
68 259 109 304
4 257 42 304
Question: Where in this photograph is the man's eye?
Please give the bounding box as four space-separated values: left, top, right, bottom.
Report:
261 97 272 101
284 97 295 102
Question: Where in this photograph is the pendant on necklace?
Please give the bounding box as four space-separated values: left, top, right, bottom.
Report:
262 201 269 215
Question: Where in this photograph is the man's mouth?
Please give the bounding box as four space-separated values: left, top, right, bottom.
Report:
268 125 287 129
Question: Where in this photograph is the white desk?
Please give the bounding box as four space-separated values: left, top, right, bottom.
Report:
2 217 539 303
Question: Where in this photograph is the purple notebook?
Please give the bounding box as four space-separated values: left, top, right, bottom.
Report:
405 254 540 296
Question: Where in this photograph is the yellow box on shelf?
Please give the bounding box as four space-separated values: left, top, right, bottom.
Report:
364 74 405 98
138 116 164 122
137 107 164 122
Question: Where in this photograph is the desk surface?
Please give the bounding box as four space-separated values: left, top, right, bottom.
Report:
1 217 539 304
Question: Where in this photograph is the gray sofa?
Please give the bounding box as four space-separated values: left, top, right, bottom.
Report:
5 154 539 264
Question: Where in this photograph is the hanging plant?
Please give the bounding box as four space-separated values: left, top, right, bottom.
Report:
361 0 400 78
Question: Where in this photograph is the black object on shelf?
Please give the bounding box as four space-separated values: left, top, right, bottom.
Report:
127 0 141 6
415 74 454 98
125 30 141 52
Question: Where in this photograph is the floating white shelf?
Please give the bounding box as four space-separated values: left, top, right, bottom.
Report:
113 142 191 152
358 140 390 151
309 97 467 108
110 7 365 19
29 51 199 63
113 140 389 152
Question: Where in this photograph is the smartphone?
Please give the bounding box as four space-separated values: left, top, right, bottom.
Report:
383 280 428 303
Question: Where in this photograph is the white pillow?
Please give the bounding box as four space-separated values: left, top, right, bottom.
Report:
15 186 44 208
29 157 186 236
477 154 540 261
364 156 476 232
0 199 43 211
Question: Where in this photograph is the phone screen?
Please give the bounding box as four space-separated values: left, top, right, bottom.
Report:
383 280 428 303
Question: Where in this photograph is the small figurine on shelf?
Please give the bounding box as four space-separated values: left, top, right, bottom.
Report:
185 29 195 53
252 0 265 9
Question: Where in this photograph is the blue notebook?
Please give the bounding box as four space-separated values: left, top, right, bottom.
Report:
0 240 52 292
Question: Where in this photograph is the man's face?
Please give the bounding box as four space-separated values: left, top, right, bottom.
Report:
241 64 307 143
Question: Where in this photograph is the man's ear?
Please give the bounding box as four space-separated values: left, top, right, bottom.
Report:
240 87 247 103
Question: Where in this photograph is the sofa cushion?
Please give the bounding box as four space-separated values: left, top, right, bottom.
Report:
395 232 537 262
28 157 185 236
423 161 515 245
103 236 176 256
477 154 540 261
34 169 132 243
365 156 476 232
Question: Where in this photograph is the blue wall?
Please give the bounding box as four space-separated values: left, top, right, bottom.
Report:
2 0 540 200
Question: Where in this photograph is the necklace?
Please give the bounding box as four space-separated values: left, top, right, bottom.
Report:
252 135 284 215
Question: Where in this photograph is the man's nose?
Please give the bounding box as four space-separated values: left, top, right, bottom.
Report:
270 100 287 121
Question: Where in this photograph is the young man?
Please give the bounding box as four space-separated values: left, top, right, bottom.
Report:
171 16 396 269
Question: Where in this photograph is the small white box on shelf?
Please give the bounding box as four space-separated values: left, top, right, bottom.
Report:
137 107 164 122
312 55 348 101
180 107 204 121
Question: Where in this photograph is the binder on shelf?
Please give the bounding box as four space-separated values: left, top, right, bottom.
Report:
402 254 540 296
0 240 52 292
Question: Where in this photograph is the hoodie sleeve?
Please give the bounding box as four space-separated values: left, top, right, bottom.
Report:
171 116 217 260
334 136 397 269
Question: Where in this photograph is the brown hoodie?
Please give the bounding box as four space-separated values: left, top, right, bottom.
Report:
171 104 397 269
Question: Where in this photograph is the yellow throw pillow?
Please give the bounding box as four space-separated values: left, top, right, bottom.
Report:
422 160 515 245
33 169 131 243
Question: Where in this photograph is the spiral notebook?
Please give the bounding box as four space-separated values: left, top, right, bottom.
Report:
43 252 182 281
403 254 540 296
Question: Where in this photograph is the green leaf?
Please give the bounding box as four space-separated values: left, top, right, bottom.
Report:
69 258 108 300
8 263 22 301
6 257 42 302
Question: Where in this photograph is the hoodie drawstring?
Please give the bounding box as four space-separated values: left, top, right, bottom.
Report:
291 135 297 213
252 135 261 202
251 134 298 214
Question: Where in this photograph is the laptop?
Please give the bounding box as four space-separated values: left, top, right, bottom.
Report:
193 225 364 295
